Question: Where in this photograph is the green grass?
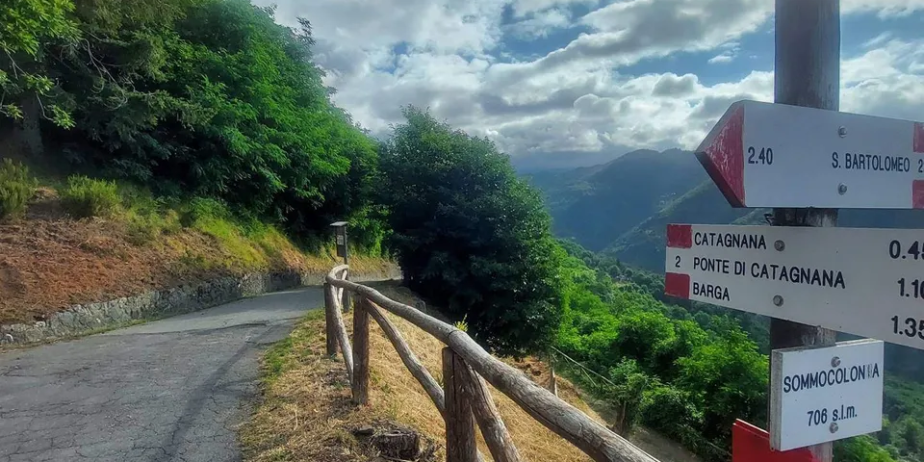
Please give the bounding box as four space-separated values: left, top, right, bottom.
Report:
0 159 37 221
263 336 296 385
260 309 325 386
60 175 121 218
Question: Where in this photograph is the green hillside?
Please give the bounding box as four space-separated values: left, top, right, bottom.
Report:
530 149 924 272
603 181 764 271
525 148 704 251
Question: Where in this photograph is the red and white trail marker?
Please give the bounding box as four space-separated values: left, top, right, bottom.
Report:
733 420 818 462
665 223 924 350
697 100 924 209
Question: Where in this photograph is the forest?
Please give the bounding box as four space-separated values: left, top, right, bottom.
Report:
2 1 922 461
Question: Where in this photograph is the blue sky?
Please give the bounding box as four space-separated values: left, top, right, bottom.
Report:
257 0 924 169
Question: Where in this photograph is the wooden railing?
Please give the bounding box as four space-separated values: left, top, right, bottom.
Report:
324 265 660 462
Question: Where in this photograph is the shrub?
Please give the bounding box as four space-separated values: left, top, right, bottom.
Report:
179 197 231 227
0 159 37 221
379 107 564 356
60 176 121 218
125 210 181 246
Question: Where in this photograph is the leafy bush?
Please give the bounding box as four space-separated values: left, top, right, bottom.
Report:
379 107 564 356
179 197 231 227
834 435 898 462
60 176 121 218
0 159 37 221
125 209 181 246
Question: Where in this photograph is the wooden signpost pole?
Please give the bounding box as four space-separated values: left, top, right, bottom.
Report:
771 1 840 460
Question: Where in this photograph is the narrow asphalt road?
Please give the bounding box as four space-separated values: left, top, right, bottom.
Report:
0 286 324 462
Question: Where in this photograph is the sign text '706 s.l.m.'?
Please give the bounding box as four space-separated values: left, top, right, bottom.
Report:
697 100 924 209
769 339 884 451
664 223 924 350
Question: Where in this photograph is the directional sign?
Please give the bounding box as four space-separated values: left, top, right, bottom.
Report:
664 223 924 350
697 100 924 209
770 340 884 451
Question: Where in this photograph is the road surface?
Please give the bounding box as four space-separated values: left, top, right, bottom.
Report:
0 286 324 462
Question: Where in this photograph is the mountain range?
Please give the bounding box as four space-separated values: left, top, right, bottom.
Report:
526 148 924 272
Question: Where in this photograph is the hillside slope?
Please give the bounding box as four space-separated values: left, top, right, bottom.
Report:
603 181 764 271
0 184 391 326
526 149 704 251
531 149 924 272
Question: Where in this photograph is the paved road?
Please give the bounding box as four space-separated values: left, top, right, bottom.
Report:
0 287 324 462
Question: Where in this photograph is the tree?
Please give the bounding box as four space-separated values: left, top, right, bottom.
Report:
834 435 897 462
0 0 79 127
31 0 382 247
379 106 564 355
676 329 768 443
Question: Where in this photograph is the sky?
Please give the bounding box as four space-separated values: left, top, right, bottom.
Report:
253 0 924 170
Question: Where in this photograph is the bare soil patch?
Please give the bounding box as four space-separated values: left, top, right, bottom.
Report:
0 191 390 325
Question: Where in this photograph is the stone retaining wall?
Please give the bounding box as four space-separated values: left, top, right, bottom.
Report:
0 266 401 346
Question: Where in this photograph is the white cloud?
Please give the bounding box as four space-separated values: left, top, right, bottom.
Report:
505 7 572 39
257 0 924 168
509 0 597 17
842 39 924 121
708 42 741 64
843 0 924 17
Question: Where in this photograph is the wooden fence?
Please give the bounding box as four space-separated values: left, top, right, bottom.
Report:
324 265 660 462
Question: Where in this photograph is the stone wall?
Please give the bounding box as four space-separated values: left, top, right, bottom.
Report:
0 266 401 346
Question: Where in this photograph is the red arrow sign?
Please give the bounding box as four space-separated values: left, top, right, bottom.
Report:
733 420 818 462
697 100 924 209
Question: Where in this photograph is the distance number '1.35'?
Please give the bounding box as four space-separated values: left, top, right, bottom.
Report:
891 315 924 340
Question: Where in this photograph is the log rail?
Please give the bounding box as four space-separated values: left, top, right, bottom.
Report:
324 265 659 462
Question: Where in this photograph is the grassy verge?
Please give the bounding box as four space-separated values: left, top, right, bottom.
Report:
241 283 606 462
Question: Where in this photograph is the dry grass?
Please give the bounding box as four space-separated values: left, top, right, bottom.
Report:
242 284 605 462
302 250 397 278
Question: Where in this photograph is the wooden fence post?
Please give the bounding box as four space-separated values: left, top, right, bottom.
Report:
352 296 370 405
461 364 522 462
443 348 478 462
324 282 337 356
549 361 558 397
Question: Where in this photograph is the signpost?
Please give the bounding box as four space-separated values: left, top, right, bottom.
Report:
770 340 884 451
670 0 916 458
697 100 924 209
330 221 351 311
664 223 924 350
770 2 840 459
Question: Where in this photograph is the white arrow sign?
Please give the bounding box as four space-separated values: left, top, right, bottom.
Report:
697 100 924 209
770 339 884 452
664 224 924 350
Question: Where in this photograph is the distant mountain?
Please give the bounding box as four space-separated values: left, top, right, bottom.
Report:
531 149 924 272
602 181 764 271
524 149 704 251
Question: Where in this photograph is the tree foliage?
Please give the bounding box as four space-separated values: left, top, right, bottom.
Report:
379 106 564 355
0 0 79 126
554 242 769 461
4 0 382 248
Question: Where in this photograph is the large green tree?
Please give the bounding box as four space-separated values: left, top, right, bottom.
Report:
0 0 78 127
379 106 564 355
27 0 382 247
